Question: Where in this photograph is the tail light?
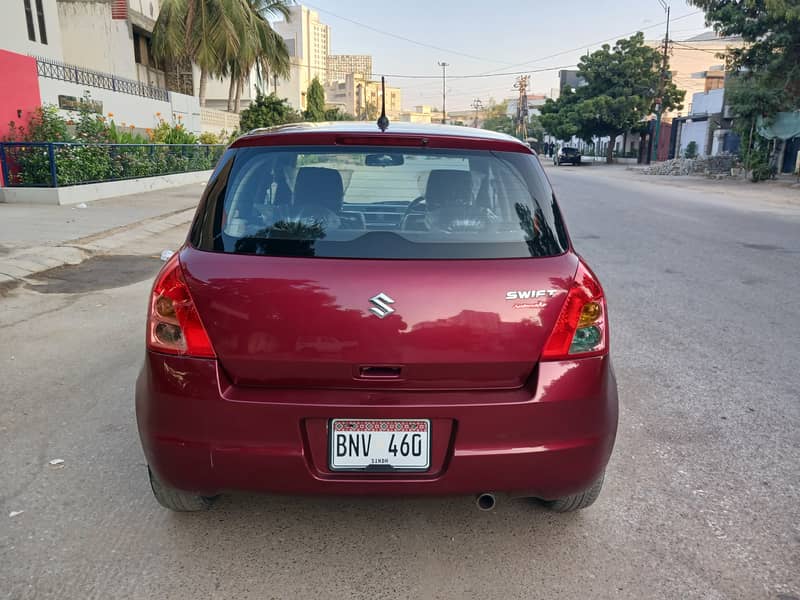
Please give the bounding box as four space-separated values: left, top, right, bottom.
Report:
541 260 608 361
147 253 216 358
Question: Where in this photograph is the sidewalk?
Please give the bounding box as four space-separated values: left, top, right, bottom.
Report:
0 183 203 287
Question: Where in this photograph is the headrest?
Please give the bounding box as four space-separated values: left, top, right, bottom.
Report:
425 169 473 211
293 167 344 213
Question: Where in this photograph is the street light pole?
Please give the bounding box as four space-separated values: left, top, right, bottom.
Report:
438 61 449 124
651 1 670 163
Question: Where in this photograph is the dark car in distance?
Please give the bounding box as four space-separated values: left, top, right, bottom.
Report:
554 146 582 166
136 123 618 513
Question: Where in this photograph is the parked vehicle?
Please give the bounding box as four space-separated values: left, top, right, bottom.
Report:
554 146 582 166
136 123 618 513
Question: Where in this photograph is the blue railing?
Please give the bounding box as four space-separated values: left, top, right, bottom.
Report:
0 142 226 187
33 55 170 102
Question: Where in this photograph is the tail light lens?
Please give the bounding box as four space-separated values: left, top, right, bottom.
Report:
541 260 608 361
147 254 216 358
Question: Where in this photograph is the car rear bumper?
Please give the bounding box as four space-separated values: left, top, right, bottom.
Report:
136 353 618 499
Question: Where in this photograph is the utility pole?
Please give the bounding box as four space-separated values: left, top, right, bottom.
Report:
651 1 671 163
470 98 484 128
513 75 530 141
438 61 449 124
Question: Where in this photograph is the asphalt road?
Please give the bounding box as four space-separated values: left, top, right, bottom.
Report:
1 168 799 599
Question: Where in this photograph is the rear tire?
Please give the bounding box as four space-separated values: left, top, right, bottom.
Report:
542 471 605 512
148 467 217 512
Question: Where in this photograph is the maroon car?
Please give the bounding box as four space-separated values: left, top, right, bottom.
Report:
136 123 618 513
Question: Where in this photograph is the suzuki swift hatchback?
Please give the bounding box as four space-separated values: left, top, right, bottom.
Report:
136 123 618 513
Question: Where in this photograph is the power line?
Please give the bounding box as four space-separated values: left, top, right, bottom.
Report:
282 60 577 81
302 2 513 67
470 9 704 76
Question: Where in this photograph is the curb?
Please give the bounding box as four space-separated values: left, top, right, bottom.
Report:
0 207 195 289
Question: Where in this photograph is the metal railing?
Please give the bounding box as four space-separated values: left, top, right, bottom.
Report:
0 142 225 187
33 55 170 102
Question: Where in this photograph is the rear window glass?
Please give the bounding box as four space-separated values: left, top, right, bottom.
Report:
192 146 568 259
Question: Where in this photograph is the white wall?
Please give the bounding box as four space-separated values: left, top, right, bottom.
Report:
38 77 171 130
128 0 162 20
0 0 63 60
38 78 202 135
690 88 725 116
169 92 201 134
680 120 710 156
58 1 137 81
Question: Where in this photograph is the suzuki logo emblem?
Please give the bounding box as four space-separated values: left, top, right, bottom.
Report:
369 293 395 319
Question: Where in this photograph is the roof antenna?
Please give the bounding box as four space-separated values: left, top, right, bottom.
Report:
377 76 389 132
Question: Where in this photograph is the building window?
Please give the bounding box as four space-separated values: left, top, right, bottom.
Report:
35 0 48 44
23 0 36 41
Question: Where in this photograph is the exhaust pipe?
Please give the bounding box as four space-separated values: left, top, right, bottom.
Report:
476 493 496 511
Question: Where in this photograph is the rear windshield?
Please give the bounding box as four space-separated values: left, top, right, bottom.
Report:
192 146 568 259
562 147 579 155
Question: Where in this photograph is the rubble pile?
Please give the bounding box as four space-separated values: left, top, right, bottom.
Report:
642 155 739 177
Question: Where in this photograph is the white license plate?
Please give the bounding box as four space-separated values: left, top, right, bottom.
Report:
329 419 430 471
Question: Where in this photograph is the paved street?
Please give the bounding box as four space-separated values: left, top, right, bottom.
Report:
1 168 799 599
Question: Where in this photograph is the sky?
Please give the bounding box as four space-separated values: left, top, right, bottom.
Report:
298 0 709 112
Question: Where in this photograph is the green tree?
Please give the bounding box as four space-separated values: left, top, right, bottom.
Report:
239 91 301 130
225 0 291 113
304 77 326 121
153 0 291 108
323 107 355 121
539 33 684 163
689 0 800 107
689 1 800 180
540 87 584 142
481 100 515 136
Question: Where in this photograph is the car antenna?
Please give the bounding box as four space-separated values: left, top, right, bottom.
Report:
377 76 389 132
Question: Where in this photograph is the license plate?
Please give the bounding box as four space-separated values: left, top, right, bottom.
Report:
329 419 430 471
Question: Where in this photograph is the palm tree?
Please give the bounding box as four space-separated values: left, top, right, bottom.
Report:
224 0 291 113
152 0 290 109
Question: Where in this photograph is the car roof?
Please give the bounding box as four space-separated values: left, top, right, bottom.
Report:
230 122 534 154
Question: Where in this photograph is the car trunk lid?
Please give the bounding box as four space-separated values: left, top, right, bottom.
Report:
180 247 578 390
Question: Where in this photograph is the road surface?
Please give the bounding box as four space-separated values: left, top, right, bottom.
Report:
1 167 798 599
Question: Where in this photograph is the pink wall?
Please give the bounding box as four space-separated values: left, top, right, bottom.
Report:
0 49 41 185
0 50 41 138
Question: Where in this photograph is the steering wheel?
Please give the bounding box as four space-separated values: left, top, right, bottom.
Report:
404 196 426 217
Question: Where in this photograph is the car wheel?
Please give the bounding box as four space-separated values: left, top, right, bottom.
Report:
148 467 217 512
541 471 605 512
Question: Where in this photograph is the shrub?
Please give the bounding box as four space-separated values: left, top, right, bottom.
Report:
239 91 301 131
198 131 220 145
684 141 698 159
149 116 197 144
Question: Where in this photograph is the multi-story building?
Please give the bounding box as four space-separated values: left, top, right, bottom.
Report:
323 73 401 119
272 5 330 110
646 32 744 119
0 0 214 137
326 54 372 82
558 70 586 92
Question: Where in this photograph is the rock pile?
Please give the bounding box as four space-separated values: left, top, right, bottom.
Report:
642 154 739 177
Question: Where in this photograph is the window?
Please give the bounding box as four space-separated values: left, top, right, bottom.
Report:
35 0 47 44
192 147 567 260
23 0 36 41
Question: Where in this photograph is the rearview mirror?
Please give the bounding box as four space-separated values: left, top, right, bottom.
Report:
365 153 404 167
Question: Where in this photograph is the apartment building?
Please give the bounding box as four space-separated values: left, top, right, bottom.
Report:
324 73 401 119
326 54 372 82
272 5 330 110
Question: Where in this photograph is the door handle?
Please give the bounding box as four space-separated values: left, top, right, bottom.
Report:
358 365 403 379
